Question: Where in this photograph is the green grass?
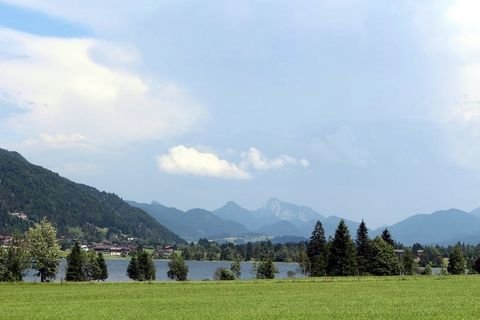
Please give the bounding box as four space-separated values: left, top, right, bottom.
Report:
1 276 479 319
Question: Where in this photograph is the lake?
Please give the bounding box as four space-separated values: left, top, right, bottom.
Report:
24 260 303 282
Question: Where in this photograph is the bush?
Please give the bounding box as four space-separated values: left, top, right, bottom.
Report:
167 254 188 281
213 268 235 281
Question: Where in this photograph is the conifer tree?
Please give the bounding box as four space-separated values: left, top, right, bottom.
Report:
126 255 139 280
402 248 416 275
355 220 370 275
369 237 400 276
307 221 327 276
84 251 101 281
448 244 465 275
327 220 357 276
381 229 395 247
66 242 85 281
138 250 156 281
97 253 108 281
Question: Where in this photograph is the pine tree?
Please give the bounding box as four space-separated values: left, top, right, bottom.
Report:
66 242 85 281
97 253 108 281
369 237 400 276
381 229 395 247
402 248 416 275
138 250 156 281
327 220 357 276
306 221 327 276
84 250 101 281
448 244 465 275
126 255 139 280
355 220 370 275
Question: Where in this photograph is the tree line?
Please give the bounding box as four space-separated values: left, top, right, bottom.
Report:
305 219 473 276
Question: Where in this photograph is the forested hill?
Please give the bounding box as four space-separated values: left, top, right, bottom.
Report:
0 149 184 245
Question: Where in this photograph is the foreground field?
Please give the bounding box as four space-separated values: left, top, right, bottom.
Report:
1 276 479 319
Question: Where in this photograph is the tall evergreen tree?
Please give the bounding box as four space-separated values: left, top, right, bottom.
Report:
84 250 101 281
355 220 370 275
381 229 395 247
126 255 139 280
402 248 416 275
66 242 85 281
448 244 465 275
96 253 108 281
327 220 357 276
369 237 400 275
306 221 327 276
138 250 156 281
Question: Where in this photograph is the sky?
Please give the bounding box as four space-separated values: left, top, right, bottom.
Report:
1 0 480 227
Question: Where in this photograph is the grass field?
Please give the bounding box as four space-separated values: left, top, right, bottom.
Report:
1 276 479 319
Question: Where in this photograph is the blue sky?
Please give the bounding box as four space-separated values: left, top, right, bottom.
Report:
1 0 480 227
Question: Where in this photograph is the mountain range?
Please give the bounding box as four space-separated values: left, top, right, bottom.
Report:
3 147 480 246
135 197 480 245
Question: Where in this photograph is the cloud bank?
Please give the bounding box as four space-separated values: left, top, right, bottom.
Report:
0 28 204 150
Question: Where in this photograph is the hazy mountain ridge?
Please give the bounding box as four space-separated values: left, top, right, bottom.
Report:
129 201 249 241
377 209 480 245
0 148 184 244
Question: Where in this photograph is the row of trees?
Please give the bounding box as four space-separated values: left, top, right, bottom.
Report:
65 242 108 281
0 218 62 282
306 219 472 276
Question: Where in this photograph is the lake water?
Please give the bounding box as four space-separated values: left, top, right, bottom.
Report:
24 260 303 282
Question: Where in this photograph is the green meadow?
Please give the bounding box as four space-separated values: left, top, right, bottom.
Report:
1 276 478 320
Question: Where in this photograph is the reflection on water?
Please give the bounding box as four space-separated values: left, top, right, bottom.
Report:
24 260 303 282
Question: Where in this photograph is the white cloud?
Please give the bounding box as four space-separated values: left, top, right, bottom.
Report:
157 145 251 180
157 145 309 179
241 147 309 171
0 28 205 150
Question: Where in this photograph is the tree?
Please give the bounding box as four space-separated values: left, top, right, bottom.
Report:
355 220 370 275
126 255 139 280
0 232 29 282
66 242 86 281
167 253 189 281
474 257 480 274
230 257 241 279
448 244 465 275
402 248 416 275
306 221 327 276
26 218 62 282
297 248 310 275
381 229 395 247
96 253 108 281
213 267 235 280
84 251 102 281
369 237 400 276
423 264 432 275
127 249 156 281
255 257 277 279
327 220 357 276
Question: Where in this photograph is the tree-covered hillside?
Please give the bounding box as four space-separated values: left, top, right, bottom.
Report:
0 149 184 244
